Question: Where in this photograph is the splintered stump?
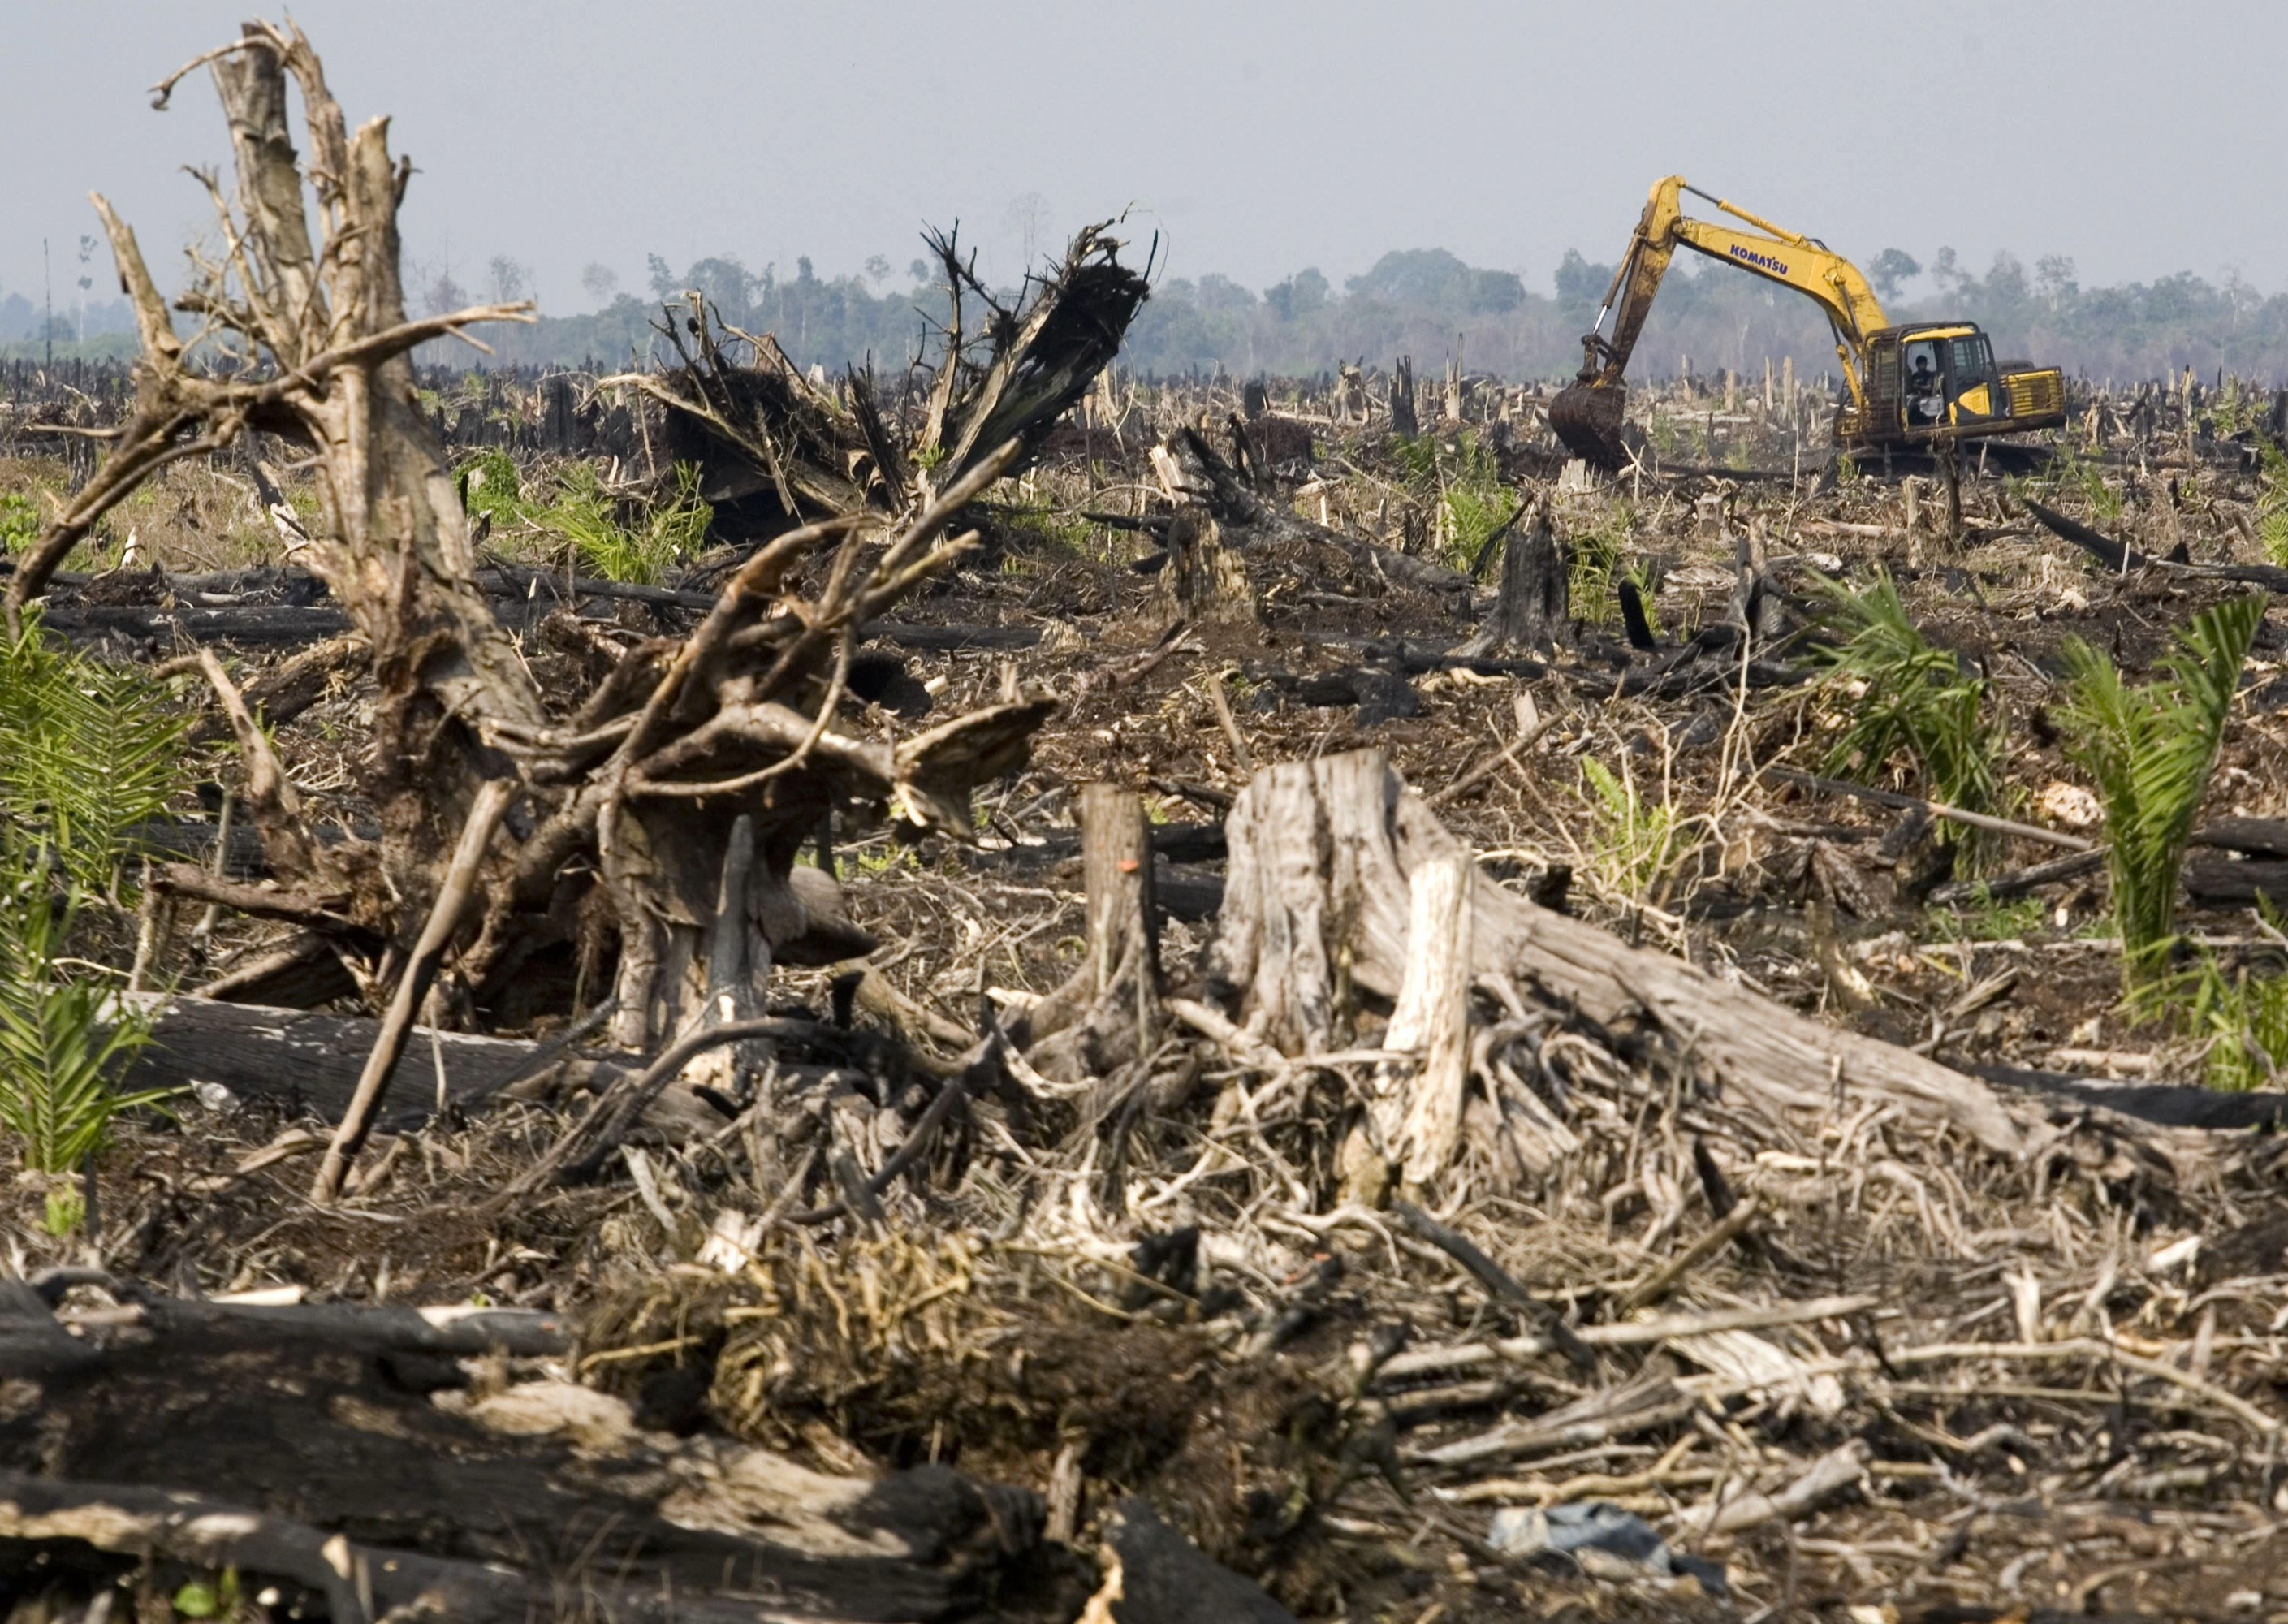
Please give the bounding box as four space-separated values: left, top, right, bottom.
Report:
1340 851 1473 1203
1208 752 2028 1196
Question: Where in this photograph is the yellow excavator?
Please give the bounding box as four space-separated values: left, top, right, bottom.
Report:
1549 175 2066 469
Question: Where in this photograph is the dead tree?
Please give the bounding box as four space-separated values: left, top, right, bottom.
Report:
8 21 1059 1199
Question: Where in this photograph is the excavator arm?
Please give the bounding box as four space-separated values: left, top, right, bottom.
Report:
1552 175 1892 468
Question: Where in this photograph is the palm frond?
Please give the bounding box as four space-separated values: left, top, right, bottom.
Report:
0 609 190 896
0 862 172 1176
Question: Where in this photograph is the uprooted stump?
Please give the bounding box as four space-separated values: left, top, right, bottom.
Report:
634 222 1150 542
3 19 1071 1201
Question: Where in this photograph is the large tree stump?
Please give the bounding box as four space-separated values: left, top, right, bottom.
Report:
1208 753 2030 1180
1152 508 1256 627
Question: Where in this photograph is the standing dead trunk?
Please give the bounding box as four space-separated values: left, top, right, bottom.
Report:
1389 357 1419 436
1023 784 1163 1086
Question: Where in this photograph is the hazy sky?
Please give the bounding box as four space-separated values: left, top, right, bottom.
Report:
3 2 2276 316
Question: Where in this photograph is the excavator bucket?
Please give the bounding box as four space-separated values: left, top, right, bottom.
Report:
1548 379 1630 470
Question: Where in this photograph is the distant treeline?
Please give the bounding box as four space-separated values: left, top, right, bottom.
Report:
13 246 2288 386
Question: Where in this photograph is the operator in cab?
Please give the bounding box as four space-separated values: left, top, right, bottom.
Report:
1906 348 1945 427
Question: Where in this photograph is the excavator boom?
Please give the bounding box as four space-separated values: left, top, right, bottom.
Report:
1551 176 1890 467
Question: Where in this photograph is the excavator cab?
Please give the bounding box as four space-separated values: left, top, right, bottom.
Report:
1851 326 2066 447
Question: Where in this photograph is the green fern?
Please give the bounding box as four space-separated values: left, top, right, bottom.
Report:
1811 571 1999 866
2061 594 2264 985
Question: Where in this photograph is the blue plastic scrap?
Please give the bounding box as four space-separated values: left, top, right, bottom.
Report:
1487 1501 1729 1595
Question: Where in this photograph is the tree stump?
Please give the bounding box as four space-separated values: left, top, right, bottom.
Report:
1464 499 1569 656
1153 508 1256 627
1208 752 2030 1195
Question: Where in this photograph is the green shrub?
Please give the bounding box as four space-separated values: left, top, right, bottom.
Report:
2060 594 2263 985
0 492 40 554
456 447 528 525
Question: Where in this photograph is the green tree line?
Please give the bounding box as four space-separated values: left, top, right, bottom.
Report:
19 243 2288 386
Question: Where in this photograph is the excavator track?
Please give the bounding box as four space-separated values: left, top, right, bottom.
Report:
1548 379 1630 470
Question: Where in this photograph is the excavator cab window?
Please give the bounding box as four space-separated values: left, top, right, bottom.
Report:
1903 340 1945 428
1946 334 1998 424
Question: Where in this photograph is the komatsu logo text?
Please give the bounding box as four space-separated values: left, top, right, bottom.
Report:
1729 245 1789 275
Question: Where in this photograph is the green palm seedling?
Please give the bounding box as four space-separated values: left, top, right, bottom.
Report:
1811 571 2000 867
2059 594 2264 987
0 857 173 1230
0 610 188 897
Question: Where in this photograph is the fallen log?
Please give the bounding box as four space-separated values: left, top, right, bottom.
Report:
1971 1063 2288 1130
38 603 353 644
117 991 576 1123
1766 764 2096 854
2183 849 2288 909
0 1281 1086 1623
2024 498 2288 591
2192 817 2288 860
1928 848 2106 906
